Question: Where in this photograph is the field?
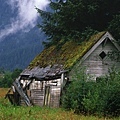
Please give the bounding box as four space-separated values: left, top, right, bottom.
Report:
0 88 9 98
0 88 119 120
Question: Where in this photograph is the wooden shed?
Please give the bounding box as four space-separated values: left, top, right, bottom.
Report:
6 31 120 107
6 65 68 107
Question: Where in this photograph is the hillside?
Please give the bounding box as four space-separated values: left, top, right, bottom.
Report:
0 27 44 70
0 1 45 70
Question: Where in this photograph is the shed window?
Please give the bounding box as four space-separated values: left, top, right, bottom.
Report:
99 51 106 59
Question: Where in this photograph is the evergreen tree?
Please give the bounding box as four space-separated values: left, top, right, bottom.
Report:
37 0 120 47
108 14 120 43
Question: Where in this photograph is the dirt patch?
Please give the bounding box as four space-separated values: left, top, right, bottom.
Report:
0 88 9 98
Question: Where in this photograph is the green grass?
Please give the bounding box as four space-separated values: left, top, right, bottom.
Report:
0 88 119 120
0 101 119 120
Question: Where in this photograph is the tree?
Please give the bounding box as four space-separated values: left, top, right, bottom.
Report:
108 14 120 44
37 0 120 47
0 69 22 88
0 71 12 88
11 69 22 80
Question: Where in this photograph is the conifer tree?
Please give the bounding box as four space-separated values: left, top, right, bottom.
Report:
37 0 120 47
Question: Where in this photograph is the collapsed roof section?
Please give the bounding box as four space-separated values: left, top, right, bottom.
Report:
20 64 68 81
6 64 68 106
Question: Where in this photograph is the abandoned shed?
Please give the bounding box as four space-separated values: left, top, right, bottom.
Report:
6 31 120 107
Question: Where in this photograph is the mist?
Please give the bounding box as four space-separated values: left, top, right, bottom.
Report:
0 0 49 41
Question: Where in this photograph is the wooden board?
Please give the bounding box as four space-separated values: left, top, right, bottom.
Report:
30 89 44 106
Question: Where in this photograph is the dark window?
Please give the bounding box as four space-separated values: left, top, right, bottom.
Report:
99 51 106 59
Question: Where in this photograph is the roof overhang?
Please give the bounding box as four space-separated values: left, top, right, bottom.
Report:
20 64 68 81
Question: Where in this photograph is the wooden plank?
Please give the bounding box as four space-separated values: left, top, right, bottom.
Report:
49 85 61 107
13 80 31 106
30 89 44 106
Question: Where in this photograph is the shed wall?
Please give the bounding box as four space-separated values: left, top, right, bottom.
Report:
20 78 62 107
82 39 120 79
69 39 120 80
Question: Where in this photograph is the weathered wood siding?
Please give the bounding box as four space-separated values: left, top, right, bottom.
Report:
29 80 45 106
49 79 61 108
82 39 120 79
20 78 62 107
31 89 44 106
69 39 120 80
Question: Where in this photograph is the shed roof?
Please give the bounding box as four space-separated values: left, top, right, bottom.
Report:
29 31 106 70
20 64 67 80
21 31 120 80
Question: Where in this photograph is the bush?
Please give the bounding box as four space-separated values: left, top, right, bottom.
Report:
0 69 22 88
62 68 120 117
0 71 13 88
103 69 120 116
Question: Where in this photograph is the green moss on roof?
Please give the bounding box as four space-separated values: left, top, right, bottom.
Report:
29 31 106 69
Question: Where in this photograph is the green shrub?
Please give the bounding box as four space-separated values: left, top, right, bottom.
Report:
62 68 120 117
0 68 22 88
103 69 120 116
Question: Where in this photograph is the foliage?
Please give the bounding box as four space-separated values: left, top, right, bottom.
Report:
0 69 22 88
108 14 120 44
0 71 12 88
37 0 120 47
11 69 22 80
62 68 120 117
103 68 120 116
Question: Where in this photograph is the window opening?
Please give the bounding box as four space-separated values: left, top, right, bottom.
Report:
99 51 106 59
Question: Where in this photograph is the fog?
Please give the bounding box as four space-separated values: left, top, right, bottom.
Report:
0 0 49 41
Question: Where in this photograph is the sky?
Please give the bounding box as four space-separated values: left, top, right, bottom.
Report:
0 0 49 41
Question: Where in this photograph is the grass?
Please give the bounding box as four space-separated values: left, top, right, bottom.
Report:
0 105 118 120
0 88 119 120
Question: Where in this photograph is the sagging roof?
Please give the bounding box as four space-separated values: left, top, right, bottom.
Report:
20 64 68 80
29 31 106 69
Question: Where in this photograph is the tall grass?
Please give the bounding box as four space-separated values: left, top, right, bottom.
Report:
0 105 117 120
0 88 119 120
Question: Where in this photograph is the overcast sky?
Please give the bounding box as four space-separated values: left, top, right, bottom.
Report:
0 0 49 41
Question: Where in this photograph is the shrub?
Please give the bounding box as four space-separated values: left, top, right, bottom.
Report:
0 68 22 88
62 68 120 117
103 69 120 116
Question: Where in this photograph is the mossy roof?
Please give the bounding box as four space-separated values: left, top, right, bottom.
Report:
29 31 106 70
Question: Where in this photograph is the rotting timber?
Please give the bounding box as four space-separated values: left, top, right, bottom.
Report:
5 65 68 107
5 76 32 106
